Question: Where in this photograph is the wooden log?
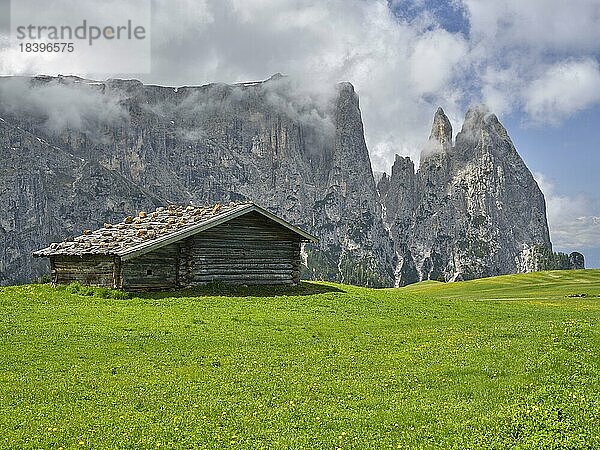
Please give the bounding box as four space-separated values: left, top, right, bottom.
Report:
53 262 113 269
193 270 295 277
191 243 297 251
191 249 298 257
190 257 296 264
192 274 294 282
191 262 296 269
187 279 295 286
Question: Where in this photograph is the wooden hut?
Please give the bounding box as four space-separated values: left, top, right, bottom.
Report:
33 202 318 290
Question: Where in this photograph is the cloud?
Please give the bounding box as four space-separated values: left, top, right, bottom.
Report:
534 172 600 250
0 0 471 170
523 59 600 124
143 0 600 165
0 77 127 135
1 0 599 167
0 34 57 75
479 66 520 116
464 0 600 126
408 29 469 95
1 0 151 75
166 0 468 170
463 0 600 55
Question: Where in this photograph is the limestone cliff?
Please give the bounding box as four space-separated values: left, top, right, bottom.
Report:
0 75 395 286
380 106 582 285
0 75 582 287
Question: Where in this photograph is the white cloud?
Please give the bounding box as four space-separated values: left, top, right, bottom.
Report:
479 66 520 116
1 0 600 167
463 0 600 126
2 0 151 75
0 34 50 75
0 0 471 171
463 0 600 55
142 0 600 164
408 29 469 95
199 0 468 170
534 172 600 250
523 59 600 124
0 78 127 135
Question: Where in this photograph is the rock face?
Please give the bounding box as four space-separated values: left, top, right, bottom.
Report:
380 106 565 285
0 75 395 286
0 75 583 287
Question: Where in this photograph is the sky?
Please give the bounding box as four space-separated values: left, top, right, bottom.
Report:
0 0 599 267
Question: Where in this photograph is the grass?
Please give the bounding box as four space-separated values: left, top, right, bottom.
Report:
0 270 599 449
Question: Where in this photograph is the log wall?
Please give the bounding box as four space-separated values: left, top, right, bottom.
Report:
51 255 117 288
121 243 179 291
182 211 301 286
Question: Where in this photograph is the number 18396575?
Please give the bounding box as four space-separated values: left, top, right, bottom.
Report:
19 42 75 52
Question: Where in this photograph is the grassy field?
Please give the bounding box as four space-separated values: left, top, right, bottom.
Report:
1 270 599 449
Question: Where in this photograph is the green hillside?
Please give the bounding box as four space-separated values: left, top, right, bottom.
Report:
1 270 599 449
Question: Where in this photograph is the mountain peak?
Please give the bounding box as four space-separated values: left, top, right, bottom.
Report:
429 106 452 149
337 81 356 94
462 104 491 128
458 104 512 145
267 73 286 81
383 104 556 285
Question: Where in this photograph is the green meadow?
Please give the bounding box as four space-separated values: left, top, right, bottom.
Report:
1 270 599 449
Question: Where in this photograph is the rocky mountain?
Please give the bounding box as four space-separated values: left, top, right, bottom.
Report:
0 114 165 285
379 107 583 285
0 75 583 287
0 74 395 286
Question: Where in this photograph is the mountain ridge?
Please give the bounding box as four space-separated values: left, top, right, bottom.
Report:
0 75 583 286
379 106 583 284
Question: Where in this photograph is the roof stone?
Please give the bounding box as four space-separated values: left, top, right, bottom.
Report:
33 201 251 257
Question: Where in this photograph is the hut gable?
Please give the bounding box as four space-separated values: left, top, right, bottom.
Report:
33 202 317 290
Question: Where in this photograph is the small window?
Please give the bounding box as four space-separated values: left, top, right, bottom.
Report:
147 269 153 276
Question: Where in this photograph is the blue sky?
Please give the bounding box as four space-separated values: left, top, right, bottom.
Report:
390 0 470 34
1 0 598 266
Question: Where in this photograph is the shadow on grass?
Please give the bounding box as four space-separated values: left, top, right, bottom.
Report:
130 281 345 299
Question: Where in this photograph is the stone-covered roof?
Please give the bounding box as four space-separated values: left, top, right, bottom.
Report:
33 202 317 259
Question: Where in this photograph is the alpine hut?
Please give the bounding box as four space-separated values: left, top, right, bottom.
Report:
33 202 318 290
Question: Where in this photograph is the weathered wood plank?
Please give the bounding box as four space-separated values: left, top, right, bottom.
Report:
191 249 298 257
121 241 180 290
192 274 294 281
51 255 117 288
194 263 295 268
